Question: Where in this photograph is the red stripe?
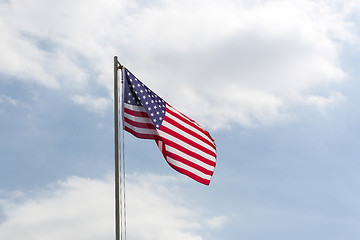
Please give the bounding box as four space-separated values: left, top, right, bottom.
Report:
161 124 216 158
124 117 155 129
124 126 161 140
156 139 166 158
161 137 216 167
165 151 213 176
124 107 149 118
165 114 216 151
166 106 214 142
166 161 210 185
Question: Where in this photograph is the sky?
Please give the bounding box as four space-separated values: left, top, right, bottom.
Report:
1 0 360 239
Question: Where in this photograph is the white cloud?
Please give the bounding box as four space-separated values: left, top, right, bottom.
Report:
118 0 360 129
0 0 359 128
0 18 59 88
71 94 111 116
0 95 17 107
301 91 346 110
0 0 117 90
205 216 228 230
0 94 18 114
0 174 226 240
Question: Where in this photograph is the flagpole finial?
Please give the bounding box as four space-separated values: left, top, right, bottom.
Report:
114 56 123 70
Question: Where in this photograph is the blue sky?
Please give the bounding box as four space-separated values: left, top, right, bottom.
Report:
1 0 360 239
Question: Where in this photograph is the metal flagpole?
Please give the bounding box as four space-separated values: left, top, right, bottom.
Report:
114 56 120 240
120 60 127 240
114 56 126 240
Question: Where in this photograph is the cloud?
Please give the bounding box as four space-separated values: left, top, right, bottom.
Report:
118 0 358 128
0 0 359 128
204 216 228 230
0 174 226 240
0 94 18 114
0 0 115 89
71 94 112 116
301 91 346 110
0 95 17 107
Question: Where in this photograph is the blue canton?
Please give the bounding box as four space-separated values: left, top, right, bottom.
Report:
123 68 166 129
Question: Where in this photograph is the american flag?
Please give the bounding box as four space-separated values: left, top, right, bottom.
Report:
122 68 217 185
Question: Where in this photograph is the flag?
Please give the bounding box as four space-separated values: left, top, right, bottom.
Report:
122 68 217 185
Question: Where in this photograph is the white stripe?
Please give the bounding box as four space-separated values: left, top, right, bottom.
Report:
157 139 163 150
125 103 215 151
124 103 146 112
124 122 158 136
166 156 212 180
124 112 152 124
162 119 216 154
157 129 216 163
166 105 216 148
165 145 215 171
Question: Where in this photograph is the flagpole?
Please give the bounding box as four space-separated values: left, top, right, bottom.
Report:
120 61 127 240
114 56 121 240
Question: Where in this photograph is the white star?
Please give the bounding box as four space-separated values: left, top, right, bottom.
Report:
148 107 152 111
153 119 157 122
145 101 149 105
156 124 160 128
154 106 157 109
156 111 159 115
151 113 154 116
